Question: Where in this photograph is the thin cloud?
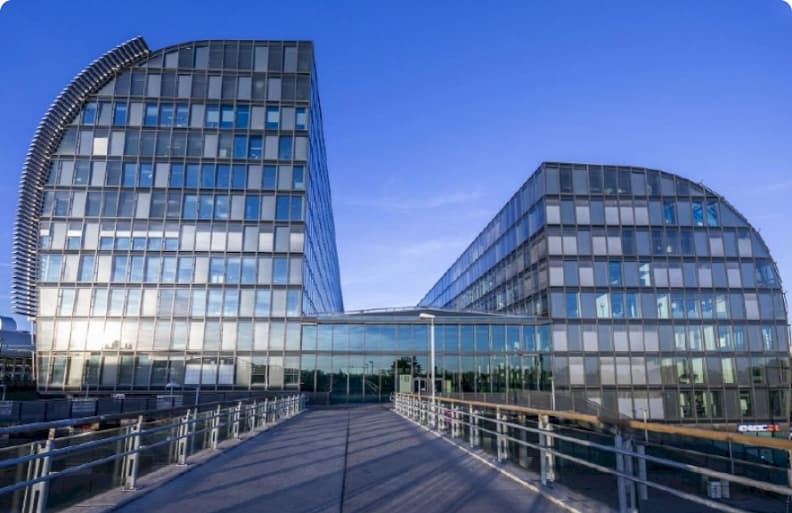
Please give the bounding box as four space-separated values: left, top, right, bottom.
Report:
339 189 483 211
397 237 469 258
746 179 792 194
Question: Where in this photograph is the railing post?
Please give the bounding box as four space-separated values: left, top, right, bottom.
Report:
232 401 242 439
496 408 508 463
615 429 628 513
255 400 263 427
210 404 221 449
624 438 637 512
248 400 257 431
636 443 648 501
539 414 556 485
517 414 528 468
438 401 445 432
121 415 142 490
22 439 53 513
176 409 191 465
469 405 479 448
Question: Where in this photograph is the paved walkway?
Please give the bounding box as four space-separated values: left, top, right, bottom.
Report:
111 405 564 513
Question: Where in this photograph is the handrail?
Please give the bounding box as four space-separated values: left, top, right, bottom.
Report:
394 393 792 513
0 394 274 435
0 394 306 513
399 392 792 451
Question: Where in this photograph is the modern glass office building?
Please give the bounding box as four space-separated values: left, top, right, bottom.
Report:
12 38 789 428
14 37 343 391
420 162 789 425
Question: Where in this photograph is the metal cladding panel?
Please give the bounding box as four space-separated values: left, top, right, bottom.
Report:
11 37 151 317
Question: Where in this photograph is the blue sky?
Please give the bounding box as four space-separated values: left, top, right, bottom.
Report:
0 0 791 327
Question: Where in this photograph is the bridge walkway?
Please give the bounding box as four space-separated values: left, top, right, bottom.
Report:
109 405 565 513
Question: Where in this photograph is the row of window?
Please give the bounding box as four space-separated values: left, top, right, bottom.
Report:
550 290 785 321
549 322 788 354
39 222 304 254
82 102 308 132
39 286 303 320
40 353 302 389
546 198 736 228
56 129 308 161
42 190 304 222
546 227 768 258
305 322 789 354
549 259 779 289
39 254 303 285
49 161 305 191
552 355 789 388
454 231 777 315
544 164 712 198
37 318 304 354
107 68 311 102
139 43 312 73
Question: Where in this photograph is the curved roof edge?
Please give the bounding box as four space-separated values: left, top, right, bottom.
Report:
419 160 786 308
11 37 151 317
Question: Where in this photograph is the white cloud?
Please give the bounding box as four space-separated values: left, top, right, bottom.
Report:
0 0 11 12
783 0 792 10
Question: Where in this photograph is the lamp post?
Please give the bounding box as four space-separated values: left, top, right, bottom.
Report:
419 312 436 428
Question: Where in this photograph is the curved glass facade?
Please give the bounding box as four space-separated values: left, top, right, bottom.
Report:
20 39 342 391
420 162 789 424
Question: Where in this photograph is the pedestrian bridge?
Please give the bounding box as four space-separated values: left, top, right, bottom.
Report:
0 394 790 513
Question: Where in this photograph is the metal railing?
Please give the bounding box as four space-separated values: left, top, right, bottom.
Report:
394 393 792 513
0 390 284 426
0 394 305 513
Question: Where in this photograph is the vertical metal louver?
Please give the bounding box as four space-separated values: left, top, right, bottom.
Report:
11 37 151 317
